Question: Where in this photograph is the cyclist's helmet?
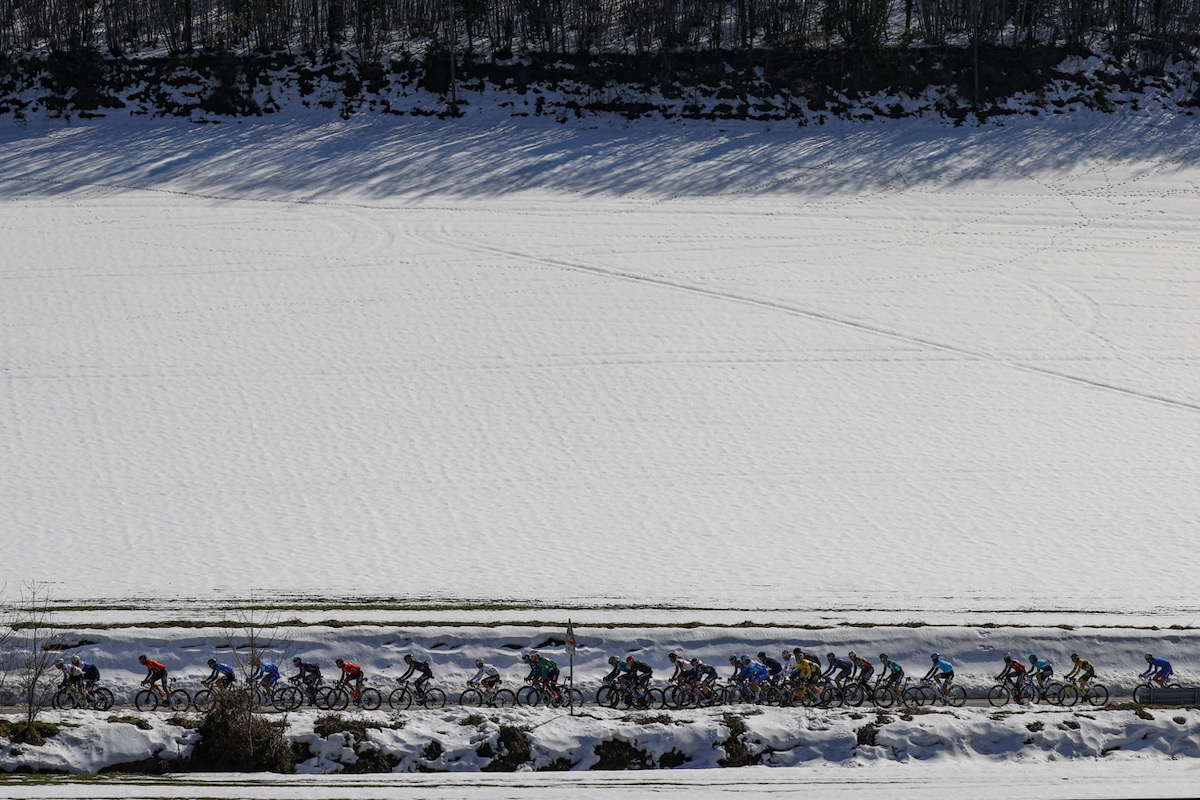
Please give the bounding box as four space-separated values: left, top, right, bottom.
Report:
793 647 802 654
1003 653 1012 662
476 659 485 668
1028 654 1037 664
827 652 835 660
782 650 790 659
336 658 345 667
608 656 618 665
879 654 889 662
521 654 531 663
626 656 635 665
848 651 857 660
55 658 64 667
71 655 81 665
668 652 678 661
1070 653 1080 661
530 653 541 662
757 652 767 660
293 656 302 665
207 658 217 666
138 654 148 663
693 657 704 665
404 654 413 663
729 656 739 664
931 653 940 662
1145 653 1154 660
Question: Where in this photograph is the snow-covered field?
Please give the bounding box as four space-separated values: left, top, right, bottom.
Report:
3 109 1200 619
3 107 1200 791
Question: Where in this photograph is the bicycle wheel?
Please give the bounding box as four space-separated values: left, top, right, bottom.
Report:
326 687 350 711
358 687 382 710
517 686 541 707
1043 681 1065 706
663 685 683 709
819 686 843 708
567 687 584 707
134 689 158 711
167 688 192 712
843 684 867 707
52 688 76 710
459 688 484 707
423 687 447 709
274 685 301 711
595 685 617 708
192 689 216 713
902 686 926 709
987 685 1011 707
945 685 966 707
492 688 517 708
1087 683 1109 706
873 686 896 708
1059 684 1081 707
388 688 412 710
91 687 116 711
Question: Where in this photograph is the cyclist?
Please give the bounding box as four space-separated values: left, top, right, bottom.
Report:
693 657 719 686
780 649 798 678
399 654 434 696
1065 653 1095 693
521 653 543 684
879 654 904 700
738 655 770 701
204 659 236 692
292 656 323 691
74 655 100 691
788 652 820 703
625 656 652 689
468 659 502 691
1142 654 1173 687
55 658 88 706
758 651 783 681
138 655 170 702
1028 654 1053 688
251 659 281 699
531 654 560 689
848 652 874 688
924 653 955 697
335 658 364 700
996 653 1028 691
667 652 699 685
823 652 854 691
603 655 631 684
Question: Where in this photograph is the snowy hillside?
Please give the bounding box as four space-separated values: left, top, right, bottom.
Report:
2 109 1200 623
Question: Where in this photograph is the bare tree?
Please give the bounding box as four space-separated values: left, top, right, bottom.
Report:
8 583 65 745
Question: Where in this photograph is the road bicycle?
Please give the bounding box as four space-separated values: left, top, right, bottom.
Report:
595 678 655 709
905 677 966 708
664 678 720 709
328 678 383 710
1132 675 1182 704
52 682 115 711
1057 676 1109 707
987 677 1040 707
871 677 910 709
1024 677 1066 706
389 679 447 710
134 679 191 712
273 676 337 711
459 681 517 708
517 678 584 708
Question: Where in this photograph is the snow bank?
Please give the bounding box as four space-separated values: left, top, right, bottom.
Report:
6 705 1200 775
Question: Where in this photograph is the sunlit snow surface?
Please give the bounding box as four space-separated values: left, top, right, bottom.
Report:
4 761 1200 799
2 111 1200 616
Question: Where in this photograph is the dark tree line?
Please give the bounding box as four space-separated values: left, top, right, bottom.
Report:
1 0 1197 68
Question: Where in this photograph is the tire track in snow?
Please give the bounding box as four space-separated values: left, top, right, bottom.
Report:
450 235 1200 415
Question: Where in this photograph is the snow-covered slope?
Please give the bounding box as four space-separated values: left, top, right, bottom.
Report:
2 111 1200 620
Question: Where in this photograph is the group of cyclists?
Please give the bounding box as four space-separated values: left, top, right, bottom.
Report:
52 647 1177 711
132 652 438 707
